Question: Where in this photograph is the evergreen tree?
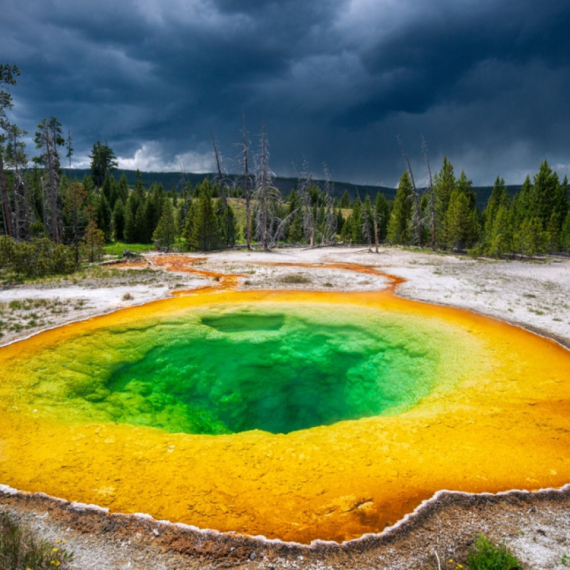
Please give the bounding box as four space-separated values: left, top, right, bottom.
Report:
288 213 304 242
335 208 344 235
113 199 126 241
101 174 117 209
95 194 112 242
153 199 177 251
375 192 391 242
135 199 150 243
512 175 535 230
387 171 413 244
515 217 547 258
81 219 105 262
445 189 478 250
456 170 477 209
134 169 145 197
349 197 365 243
124 194 138 243
362 194 374 248
486 205 513 258
90 141 118 188
186 182 221 251
218 195 238 247
62 180 89 268
533 160 560 228
546 212 561 253
484 177 509 240
339 190 351 209
433 157 456 248
117 173 129 204
560 211 570 252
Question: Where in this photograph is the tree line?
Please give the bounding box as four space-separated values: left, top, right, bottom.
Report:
1 62 570 281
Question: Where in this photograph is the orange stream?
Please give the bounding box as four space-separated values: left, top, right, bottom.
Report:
1 256 570 543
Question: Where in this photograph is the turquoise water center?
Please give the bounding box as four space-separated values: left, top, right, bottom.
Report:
14 303 469 435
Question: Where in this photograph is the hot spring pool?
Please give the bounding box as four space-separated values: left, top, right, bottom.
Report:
1 288 569 543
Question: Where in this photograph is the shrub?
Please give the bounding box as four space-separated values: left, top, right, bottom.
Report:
466 535 522 570
0 237 76 278
0 510 74 569
278 274 311 284
0 236 14 270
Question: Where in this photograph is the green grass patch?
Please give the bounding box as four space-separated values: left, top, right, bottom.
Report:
104 242 155 256
466 535 522 570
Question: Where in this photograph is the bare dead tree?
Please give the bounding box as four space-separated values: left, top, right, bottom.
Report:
35 117 64 242
237 113 254 250
295 159 316 246
253 124 291 250
422 136 436 250
65 126 73 173
5 124 30 240
320 163 337 245
210 128 230 201
0 64 19 238
0 142 14 238
397 135 423 247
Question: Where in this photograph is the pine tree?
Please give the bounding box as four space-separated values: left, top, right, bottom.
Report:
387 171 413 244
375 192 391 242
89 141 118 188
339 190 351 209
512 175 535 230
96 194 112 242
486 205 513 258
456 170 477 209
515 217 547 258
153 199 177 251
124 194 138 243
117 173 129 204
218 196 238 247
81 219 105 262
187 182 221 251
350 197 365 243
560 211 570 252
445 190 476 251
533 160 560 228
546 212 561 253
433 157 456 248
113 199 126 241
484 177 509 240
135 199 150 243
101 174 116 209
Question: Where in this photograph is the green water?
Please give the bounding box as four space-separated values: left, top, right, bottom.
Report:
12 303 470 435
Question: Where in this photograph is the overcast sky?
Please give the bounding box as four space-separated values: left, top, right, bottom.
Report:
2 0 569 186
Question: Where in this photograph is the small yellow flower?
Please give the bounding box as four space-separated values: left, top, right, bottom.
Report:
56 539 61 543
52 547 58 552
449 560 454 564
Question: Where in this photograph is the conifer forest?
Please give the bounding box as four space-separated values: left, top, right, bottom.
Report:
1 64 570 280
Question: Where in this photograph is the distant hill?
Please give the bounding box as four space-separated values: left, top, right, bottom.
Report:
65 169 522 209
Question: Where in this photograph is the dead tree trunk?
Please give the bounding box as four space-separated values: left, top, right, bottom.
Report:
0 152 13 237
422 136 436 250
240 114 252 250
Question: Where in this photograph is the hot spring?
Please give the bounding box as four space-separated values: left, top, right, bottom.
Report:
1 286 570 543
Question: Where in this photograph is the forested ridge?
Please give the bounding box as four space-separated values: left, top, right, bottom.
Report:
1 64 570 280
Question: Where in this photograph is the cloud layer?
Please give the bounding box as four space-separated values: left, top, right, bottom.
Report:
2 0 569 185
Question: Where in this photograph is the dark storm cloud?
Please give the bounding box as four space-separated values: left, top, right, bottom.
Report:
1 0 569 184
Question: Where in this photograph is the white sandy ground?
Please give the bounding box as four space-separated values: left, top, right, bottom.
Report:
1 246 570 568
